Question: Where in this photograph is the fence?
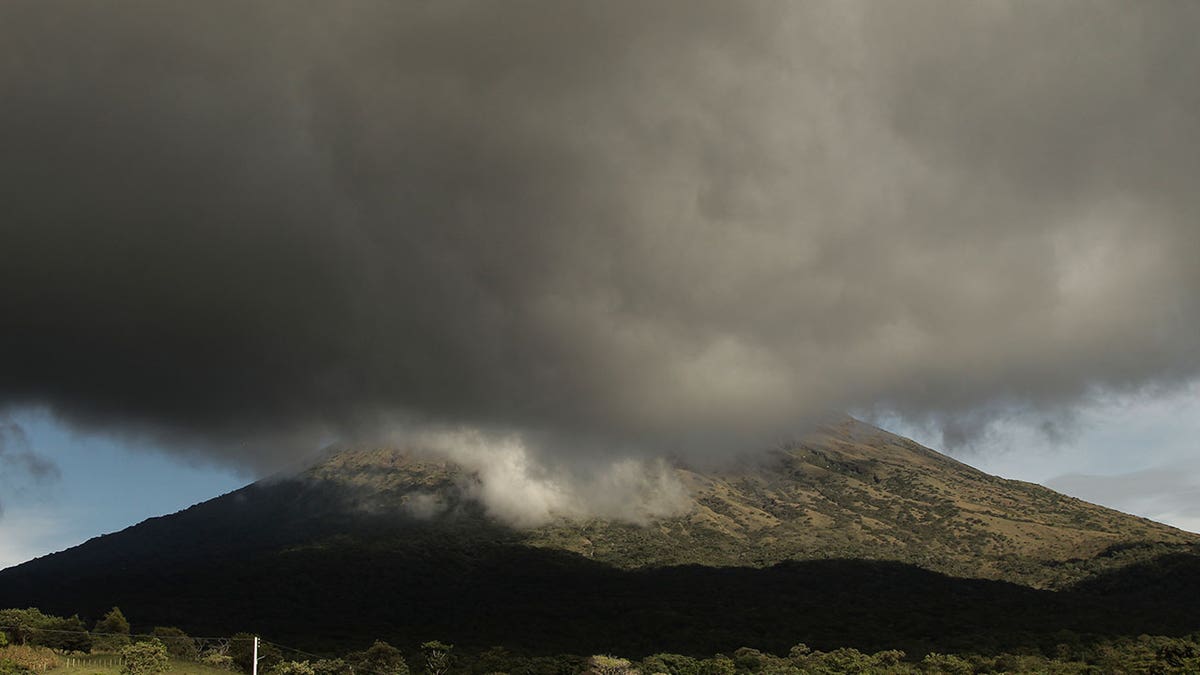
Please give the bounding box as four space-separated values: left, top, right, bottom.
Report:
61 655 127 669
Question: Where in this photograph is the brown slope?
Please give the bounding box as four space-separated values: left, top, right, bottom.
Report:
306 416 1200 588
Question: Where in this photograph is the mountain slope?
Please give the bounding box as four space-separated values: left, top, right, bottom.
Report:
1 417 1197 655
302 416 1198 587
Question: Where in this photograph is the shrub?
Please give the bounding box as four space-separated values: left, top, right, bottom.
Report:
588 655 636 675
639 654 699 675
270 661 315 675
920 652 973 675
696 657 734 675
311 659 352 675
0 662 30 675
0 645 61 671
201 652 236 671
120 639 170 675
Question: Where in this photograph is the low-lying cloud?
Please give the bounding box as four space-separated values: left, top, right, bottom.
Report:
414 429 691 527
2 2 1199 473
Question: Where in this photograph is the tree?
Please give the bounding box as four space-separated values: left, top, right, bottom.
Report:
420 641 453 675
731 648 764 673
587 655 635 675
696 657 734 675
0 608 53 646
152 627 198 660
37 615 92 653
639 654 699 675
93 607 131 651
350 640 408 675
120 639 170 675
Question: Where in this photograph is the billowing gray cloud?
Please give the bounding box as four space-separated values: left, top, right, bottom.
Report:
1 1 1199 469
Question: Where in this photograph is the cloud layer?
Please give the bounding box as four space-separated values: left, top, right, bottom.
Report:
2 1 1199 469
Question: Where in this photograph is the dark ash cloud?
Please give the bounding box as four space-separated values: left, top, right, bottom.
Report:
2 1 1199 469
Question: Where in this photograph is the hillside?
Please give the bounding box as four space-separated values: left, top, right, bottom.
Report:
302 416 1198 588
2 417 1198 655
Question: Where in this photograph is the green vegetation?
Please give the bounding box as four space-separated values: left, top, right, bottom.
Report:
419 642 452 675
348 641 408 675
120 640 169 675
93 609 131 652
5 603 1200 674
151 629 197 661
0 645 60 671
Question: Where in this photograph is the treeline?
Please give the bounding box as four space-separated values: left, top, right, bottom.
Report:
4 605 1200 674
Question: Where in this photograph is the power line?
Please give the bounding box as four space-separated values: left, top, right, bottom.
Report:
0 625 254 641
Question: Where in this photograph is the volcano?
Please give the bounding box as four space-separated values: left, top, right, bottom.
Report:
2 417 1197 656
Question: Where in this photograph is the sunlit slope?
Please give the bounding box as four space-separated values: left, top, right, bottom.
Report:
308 417 1198 588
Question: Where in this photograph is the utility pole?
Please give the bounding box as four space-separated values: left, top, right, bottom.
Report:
253 637 259 675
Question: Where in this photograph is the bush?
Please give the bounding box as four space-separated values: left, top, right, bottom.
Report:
0 645 61 671
311 659 352 675
270 661 315 675
639 654 699 675
588 655 636 675
201 652 236 671
920 652 973 675
0 662 30 675
696 657 734 675
120 640 170 675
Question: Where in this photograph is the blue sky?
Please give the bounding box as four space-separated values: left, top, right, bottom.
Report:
0 409 246 570
3 385 1198 570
